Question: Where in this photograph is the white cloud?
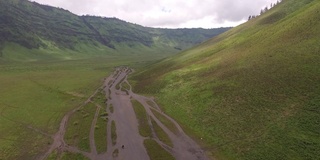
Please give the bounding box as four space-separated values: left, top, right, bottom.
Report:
31 0 279 28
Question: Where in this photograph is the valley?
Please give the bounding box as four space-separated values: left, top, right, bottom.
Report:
0 0 319 159
37 67 208 160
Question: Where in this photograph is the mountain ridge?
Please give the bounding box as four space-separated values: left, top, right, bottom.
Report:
0 0 230 61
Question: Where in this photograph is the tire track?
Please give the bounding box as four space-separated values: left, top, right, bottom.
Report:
39 66 209 160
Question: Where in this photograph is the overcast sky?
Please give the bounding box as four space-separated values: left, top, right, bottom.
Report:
31 0 278 28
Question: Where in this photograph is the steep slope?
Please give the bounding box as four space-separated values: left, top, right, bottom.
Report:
132 0 320 159
0 0 230 61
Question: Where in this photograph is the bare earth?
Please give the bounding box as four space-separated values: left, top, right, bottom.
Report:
38 67 209 160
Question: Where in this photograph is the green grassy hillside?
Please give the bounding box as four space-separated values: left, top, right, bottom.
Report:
132 0 320 159
0 0 230 61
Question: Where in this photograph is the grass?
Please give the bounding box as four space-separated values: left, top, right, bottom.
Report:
121 81 131 91
92 89 107 107
146 101 156 108
65 103 96 152
93 89 109 153
0 59 108 159
131 100 152 137
132 0 320 159
94 109 108 153
143 139 175 160
111 120 117 146
47 150 59 160
60 152 89 160
151 108 179 135
151 118 173 147
0 53 165 159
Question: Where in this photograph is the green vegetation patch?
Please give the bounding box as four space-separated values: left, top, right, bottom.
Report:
132 100 152 137
121 81 131 91
0 128 51 160
151 118 173 147
65 103 96 152
95 109 108 153
47 150 59 160
143 139 175 160
111 120 117 146
0 58 112 159
100 111 109 119
146 101 156 108
151 109 179 135
60 152 89 160
92 89 107 107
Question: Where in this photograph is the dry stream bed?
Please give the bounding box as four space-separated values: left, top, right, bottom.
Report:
39 67 209 160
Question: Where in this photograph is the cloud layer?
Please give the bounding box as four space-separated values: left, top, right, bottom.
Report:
31 0 278 28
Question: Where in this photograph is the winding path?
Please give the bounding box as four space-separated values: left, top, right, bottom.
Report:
39 67 209 160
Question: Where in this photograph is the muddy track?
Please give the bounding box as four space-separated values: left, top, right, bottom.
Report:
38 87 104 160
39 67 209 160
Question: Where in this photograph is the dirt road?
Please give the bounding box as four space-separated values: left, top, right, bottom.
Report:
39 67 209 160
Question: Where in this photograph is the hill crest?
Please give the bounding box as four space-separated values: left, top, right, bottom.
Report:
0 0 230 61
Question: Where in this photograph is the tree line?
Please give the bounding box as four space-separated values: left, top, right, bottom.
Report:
248 0 283 20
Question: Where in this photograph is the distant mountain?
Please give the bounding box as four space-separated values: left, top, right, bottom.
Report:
132 0 320 159
0 0 230 60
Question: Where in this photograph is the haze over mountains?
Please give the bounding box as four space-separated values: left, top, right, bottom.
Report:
0 0 230 61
